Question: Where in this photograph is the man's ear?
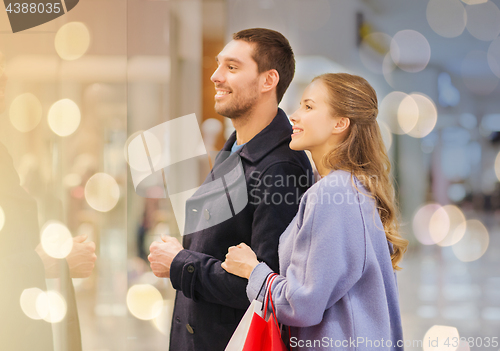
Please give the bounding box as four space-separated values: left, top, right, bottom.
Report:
261 69 280 94
332 117 350 134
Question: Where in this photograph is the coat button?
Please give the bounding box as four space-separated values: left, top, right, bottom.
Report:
187 265 195 273
186 324 194 334
204 209 210 220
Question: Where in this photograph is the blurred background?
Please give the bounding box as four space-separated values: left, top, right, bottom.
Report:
0 0 499 350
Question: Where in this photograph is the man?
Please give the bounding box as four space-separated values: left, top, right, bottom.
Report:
149 28 313 350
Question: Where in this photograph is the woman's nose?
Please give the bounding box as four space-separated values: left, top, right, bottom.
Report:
289 110 300 123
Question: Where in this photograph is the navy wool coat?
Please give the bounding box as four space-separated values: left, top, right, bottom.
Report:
169 109 314 351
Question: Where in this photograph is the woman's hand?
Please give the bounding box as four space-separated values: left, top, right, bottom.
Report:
221 243 260 279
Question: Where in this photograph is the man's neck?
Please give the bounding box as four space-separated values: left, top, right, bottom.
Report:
232 102 278 145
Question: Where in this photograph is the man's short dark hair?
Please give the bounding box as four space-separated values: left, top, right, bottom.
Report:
233 28 295 104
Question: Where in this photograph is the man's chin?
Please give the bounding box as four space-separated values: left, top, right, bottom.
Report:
214 103 235 119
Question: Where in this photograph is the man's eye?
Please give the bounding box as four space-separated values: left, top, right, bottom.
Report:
228 66 236 70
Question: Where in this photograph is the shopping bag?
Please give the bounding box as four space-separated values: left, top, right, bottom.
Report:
242 274 289 351
225 299 264 351
225 273 289 351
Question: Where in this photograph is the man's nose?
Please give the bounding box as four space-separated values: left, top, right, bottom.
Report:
211 66 223 84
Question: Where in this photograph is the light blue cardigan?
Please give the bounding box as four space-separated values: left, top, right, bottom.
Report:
247 170 404 351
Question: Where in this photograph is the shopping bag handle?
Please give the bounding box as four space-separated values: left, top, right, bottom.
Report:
263 273 294 351
257 271 276 311
263 274 281 335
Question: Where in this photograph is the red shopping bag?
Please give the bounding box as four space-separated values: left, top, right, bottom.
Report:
242 274 289 351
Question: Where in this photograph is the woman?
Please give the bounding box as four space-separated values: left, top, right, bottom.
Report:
221 73 408 350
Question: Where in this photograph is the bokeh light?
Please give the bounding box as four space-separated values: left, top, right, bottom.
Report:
413 204 449 245
359 32 392 74
434 205 467 246
462 51 499 95
465 1 500 41
428 206 451 245
459 113 477 129
127 130 162 172
152 300 174 335
0 206 5 232
48 99 81 137
40 221 73 259
20 288 48 320
390 30 431 73
423 325 460 351
447 183 467 202
377 120 393 151
462 0 487 4
426 0 467 38
126 284 163 320
54 22 91 61
456 340 471 351
452 220 489 262
379 91 411 135
495 151 500 181
125 130 145 169
154 222 171 236
42 291 67 323
480 113 500 132
84 173 120 212
405 94 438 138
9 93 42 132
487 36 500 78
382 53 397 87
397 94 420 135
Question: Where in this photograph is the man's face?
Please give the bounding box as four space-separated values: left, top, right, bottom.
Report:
211 40 261 119
0 52 6 113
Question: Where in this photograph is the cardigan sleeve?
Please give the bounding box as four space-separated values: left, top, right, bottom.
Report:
247 179 367 327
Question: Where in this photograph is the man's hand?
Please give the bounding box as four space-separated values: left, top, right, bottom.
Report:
221 243 259 279
149 236 183 278
67 234 97 278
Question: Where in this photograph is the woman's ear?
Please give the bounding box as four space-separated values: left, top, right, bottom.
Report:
261 69 279 94
332 117 350 134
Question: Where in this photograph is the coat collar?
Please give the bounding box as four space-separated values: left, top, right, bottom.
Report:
223 108 292 163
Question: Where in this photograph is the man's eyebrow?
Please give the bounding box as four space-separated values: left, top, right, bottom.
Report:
215 56 243 65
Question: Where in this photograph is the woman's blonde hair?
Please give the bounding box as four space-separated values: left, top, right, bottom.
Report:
314 73 408 270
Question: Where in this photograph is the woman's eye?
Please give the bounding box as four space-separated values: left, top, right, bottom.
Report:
228 66 236 70
305 105 312 110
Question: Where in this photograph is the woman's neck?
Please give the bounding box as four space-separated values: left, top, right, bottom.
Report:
311 151 331 178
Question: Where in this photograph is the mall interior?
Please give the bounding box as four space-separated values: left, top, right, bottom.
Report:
1 0 500 350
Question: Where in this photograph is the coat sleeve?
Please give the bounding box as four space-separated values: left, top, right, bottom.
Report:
247 180 367 327
169 162 311 309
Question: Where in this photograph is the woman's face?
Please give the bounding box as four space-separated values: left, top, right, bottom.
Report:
289 79 340 153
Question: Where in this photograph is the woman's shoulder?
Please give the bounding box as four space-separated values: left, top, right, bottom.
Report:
315 169 358 192
300 169 374 208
